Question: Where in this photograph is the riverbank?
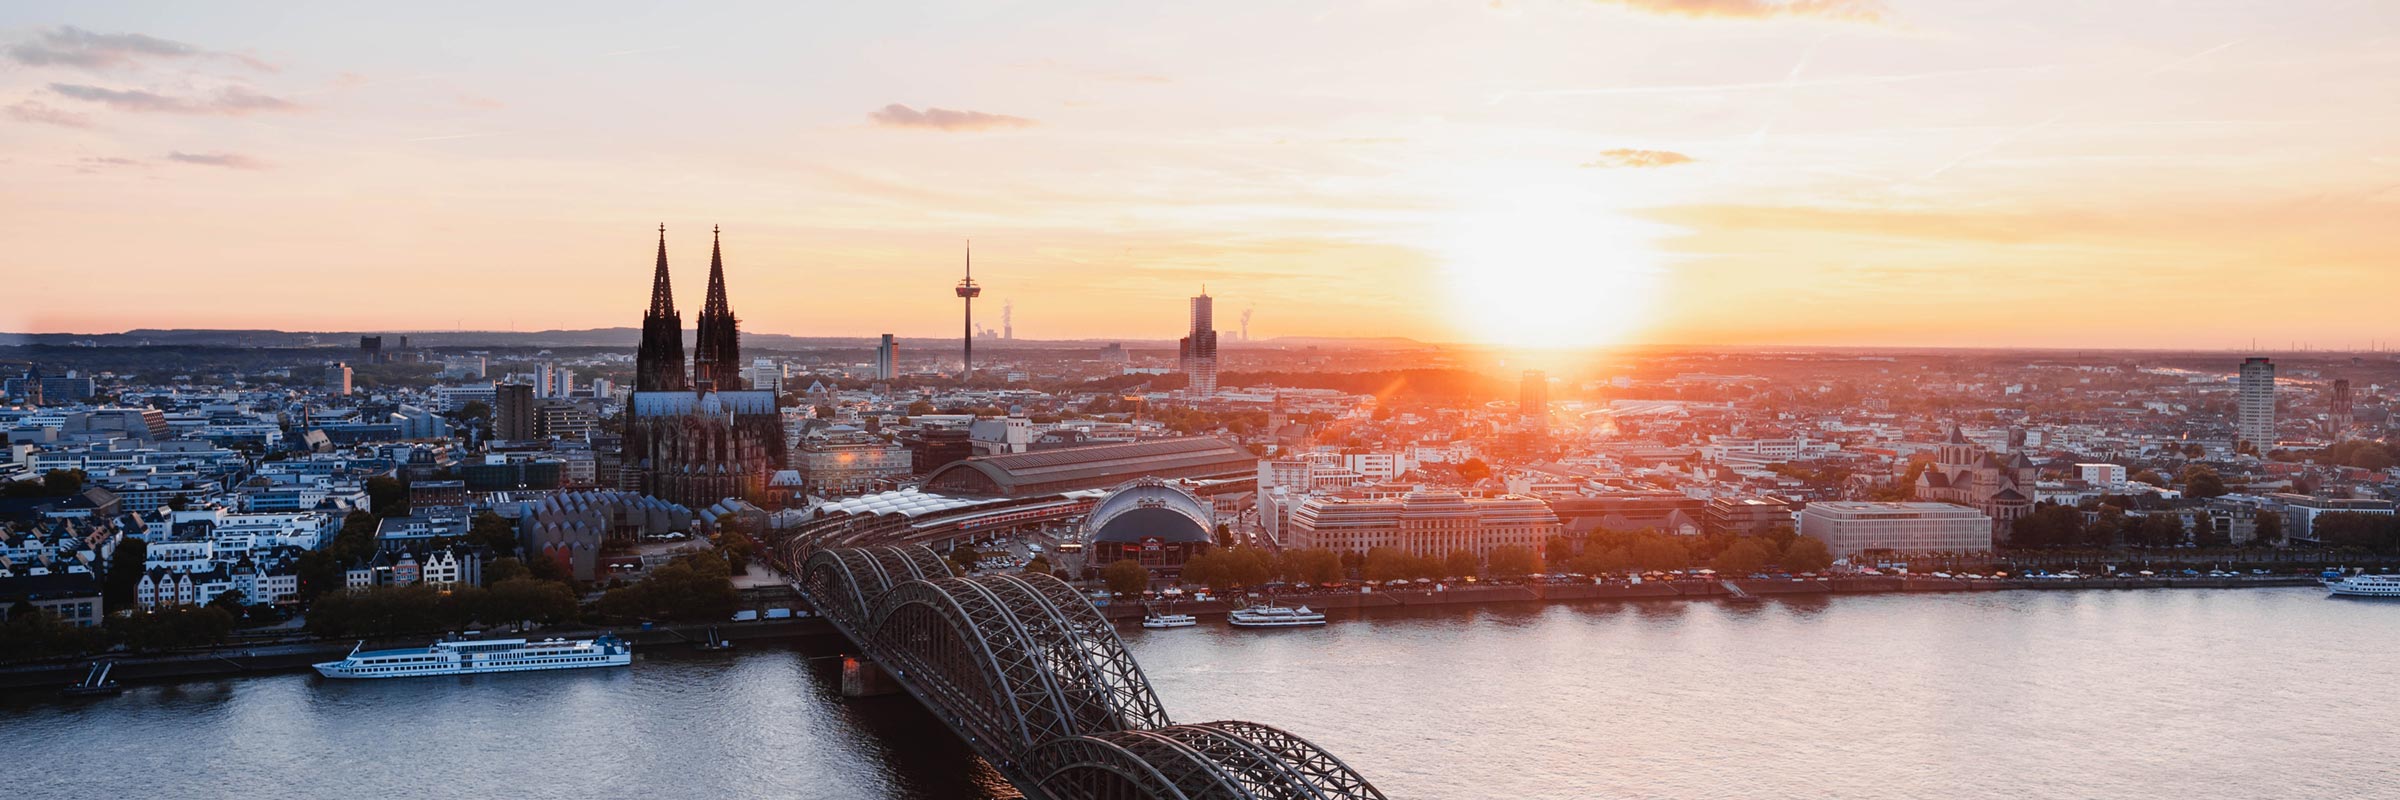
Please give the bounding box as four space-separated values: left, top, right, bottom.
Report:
0 617 835 691
1096 574 2328 620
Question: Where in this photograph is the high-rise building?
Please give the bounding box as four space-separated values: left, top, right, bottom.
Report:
2238 357 2276 451
636 225 689 392
744 358 783 392
324 362 353 396
875 334 899 380
691 226 743 393
359 336 384 364
535 363 556 399
2330 378 2353 437
1519 370 1548 430
494 382 536 441
1179 290 1219 396
956 243 981 380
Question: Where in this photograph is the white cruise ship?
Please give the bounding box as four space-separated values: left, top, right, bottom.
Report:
2326 574 2400 598
314 635 632 679
1228 605 1326 628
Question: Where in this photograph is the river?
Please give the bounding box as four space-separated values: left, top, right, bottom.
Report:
5 587 2394 799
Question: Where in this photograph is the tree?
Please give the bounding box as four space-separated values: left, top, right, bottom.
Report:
207 588 249 615
1444 550 1481 580
906 400 936 416
2129 470 2166 487
1281 548 1342 585
468 511 519 556
1486 545 1540 581
2192 513 2229 548
1455 458 1491 483
1363 547 1421 583
2180 465 2229 499
485 557 532 585
1710 538 1772 576
457 400 492 424
2010 503 2086 549
814 404 837 420
1101 559 1151 595
2253 510 2285 547
365 476 409 518
102 536 148 610
485 578 579 628
1023 555 1053 576
1780 536 1834 573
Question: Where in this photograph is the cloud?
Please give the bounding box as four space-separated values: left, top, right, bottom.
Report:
165 151 267 170
868 104 1037 132
6 100 95 128
1594 0 1884 22
6 26 273 71
50 83 300 115
71 156 144 174
1583 148 1695 168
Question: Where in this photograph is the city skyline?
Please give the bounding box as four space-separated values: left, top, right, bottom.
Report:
4 1 2398 349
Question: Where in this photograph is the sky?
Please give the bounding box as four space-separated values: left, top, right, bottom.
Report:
1 1 2395 350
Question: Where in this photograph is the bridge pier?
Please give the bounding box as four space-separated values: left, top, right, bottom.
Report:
840 655 900 697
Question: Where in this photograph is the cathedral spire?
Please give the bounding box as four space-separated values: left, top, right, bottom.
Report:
636 224 689 392
703 224 730 317
692 225 743 393
649 223 676 318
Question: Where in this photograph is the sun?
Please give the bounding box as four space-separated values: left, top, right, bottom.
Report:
1432 182 1671 350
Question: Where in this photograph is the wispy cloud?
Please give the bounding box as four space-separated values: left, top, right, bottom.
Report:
868 103 1037 132
165 151 267 170
1583 148 1695 168
6 100 95 128
6 26 274 71
71 156 143 174
1594 0 1885 22
50 83 301 115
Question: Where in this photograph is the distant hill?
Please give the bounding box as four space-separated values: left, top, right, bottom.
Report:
0 328 1431 352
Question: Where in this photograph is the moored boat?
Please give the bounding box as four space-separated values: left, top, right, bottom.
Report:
314 634 631 679
1228 605 1326 628
1142 612 1199 629
2326 574 2400 598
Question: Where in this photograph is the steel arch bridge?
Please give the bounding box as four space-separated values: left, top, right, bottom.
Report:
798 544 1390 800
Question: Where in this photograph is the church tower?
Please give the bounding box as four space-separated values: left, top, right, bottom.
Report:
635 225 689 392
691 226 744 393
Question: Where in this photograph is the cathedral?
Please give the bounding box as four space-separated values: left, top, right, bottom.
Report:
1915 425 2037 534
623 225 785 509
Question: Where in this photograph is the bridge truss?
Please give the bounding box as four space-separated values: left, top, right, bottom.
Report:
798 544 1390 800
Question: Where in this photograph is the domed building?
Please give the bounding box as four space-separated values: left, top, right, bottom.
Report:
1084 478 1215 578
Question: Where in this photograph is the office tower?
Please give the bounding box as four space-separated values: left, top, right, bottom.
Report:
2330 378 2353 437
876 334 899 380
494 382 536 441
589 377 614 399
744 358 782 391
536 363 556 399
956 243 981 379
556 368 576 397
1179 289 1218 396
324 362 353 396
692 226 743 393
636 224 689 392
1003 300 1014 340
1520 370 1548 430
2238 357 2276 451
359 336 383 364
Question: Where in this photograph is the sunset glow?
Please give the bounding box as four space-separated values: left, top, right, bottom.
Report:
2 1 2395 348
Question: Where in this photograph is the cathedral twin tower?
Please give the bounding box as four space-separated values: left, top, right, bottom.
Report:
626 225 782 510
637 224 745 393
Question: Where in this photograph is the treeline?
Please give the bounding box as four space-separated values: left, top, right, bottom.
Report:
2312 511 2400 553
0 604 240 662
1550 527 1835 576
307 578 579 638
2009 502 2274 549
596 553 739 622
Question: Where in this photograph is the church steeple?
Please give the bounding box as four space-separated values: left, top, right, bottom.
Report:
635 224 689 392
691 225 744 393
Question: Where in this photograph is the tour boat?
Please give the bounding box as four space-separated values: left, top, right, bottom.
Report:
314 635 632 679
2325 574 2400 598
1142 612 1198 629
1228 605 1326 628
